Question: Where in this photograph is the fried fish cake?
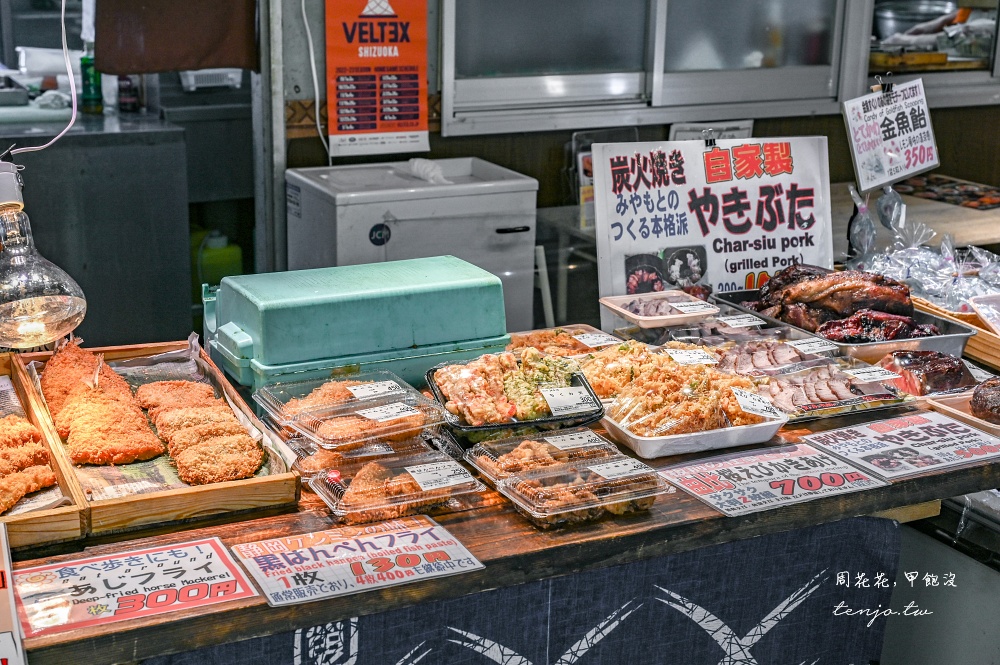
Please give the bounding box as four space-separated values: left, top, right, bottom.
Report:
152 406 239 440
40 341 132 416
173 434 263 485
0 465 57 514
65 393 165 465
0 414 41 449
166 421 249 457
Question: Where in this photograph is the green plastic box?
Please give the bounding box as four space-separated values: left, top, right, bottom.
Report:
203 256 509 390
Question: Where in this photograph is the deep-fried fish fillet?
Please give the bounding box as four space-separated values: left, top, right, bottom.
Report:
314 412 426 447
166 421 249 457
0 442 49 476
66 393 164 465
153 406 239 440
284 380 369 415
40 341 132 416
338 461 448 524
136 381 222 420
0 414 41 449
173 434 263 485
0 465 56 513
55 383 134 439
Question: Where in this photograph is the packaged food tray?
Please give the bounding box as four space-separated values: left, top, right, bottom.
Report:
600 290 719 328
464 427 621 486
603 413 786 459
497 456 669 528
309 450 487 525
253 370 417 425
507 324 623 357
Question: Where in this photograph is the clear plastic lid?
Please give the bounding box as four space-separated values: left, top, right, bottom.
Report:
507 324 623 357
253 371 417 425
287 391 448 450
308 450 487 525
497 456 668 528
464 427 621 484
291 436 435 479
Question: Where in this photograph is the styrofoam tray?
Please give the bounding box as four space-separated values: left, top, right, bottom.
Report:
601 413 787 459
600 291 719 329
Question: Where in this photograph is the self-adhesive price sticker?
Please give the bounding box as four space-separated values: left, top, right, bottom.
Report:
786 337 839 354
665 348 719 365
573 332 622 349
544 430 606 450
588 458 653 481
404 461 476 492
540 387 599 416
716 314 767 328
731 387 784 420
671 301 717 315
356 402 422 423
346 380 404 400
842 366 901 383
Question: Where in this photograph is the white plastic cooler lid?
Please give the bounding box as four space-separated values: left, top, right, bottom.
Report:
285 157 538 206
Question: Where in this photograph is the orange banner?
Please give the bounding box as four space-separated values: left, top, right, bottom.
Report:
325 0 429 156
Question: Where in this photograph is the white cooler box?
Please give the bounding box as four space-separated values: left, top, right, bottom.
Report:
285 157 539 332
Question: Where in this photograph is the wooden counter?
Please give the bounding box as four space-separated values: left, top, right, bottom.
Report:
14 407 1000 665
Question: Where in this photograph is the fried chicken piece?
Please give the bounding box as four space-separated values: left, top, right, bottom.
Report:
66 392 164 465
153 406 239 440
54 383 134 439
0 465 57 514
314 412 426 447
173 434 263 485
136 381 223 420
295 448 346 475
0 442 49 476
165 421 249 457
0 414 41 449
284 380 370 416
40 341 132 416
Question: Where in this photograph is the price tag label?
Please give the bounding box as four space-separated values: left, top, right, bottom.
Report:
964 360 995 383
786 337 839 354
573 332 622 349
731 387 785 420
588 458 653 481
544 430 606 450
356 402 422 423
404 460 476 492
842 366 901 383
540 387 600 416
665 348 719 365
346 380 404 400
716 314 766 328
671 301 717 315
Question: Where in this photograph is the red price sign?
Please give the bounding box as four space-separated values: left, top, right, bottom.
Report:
769 472 870 496
114 580 245 616
904 144 934 170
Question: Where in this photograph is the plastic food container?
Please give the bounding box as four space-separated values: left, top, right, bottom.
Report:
603 413 786 458
876 350 978 396
253 370 417 425
600 291 719 328
927 392 1000 437
754 357 911 422
507 324 623 357
308 450 487 524
712 289 977 364
969 294 1000 336
464 427 621 486
285 391 448 450
425 355 605 439
497 457 669 528
291 436 434 479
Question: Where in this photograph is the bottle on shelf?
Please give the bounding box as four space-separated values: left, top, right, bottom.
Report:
80 41 102 115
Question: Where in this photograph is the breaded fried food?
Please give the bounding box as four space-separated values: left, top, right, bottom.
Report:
166 421 249 457
152 406 239 440
173 434 263 485
136 380 222 420
0 465 56 513
284 379 370 416
65 392 165 465
40 340 132 416
54 383 134 439
0 441 49 477
338 461 449 524
0 414 41 449
294 448 346 475
314 411 426 447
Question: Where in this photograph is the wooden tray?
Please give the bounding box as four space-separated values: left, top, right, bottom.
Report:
15 341 300 537
926 392 1000 438
0 354 87 549
914 299 1000 371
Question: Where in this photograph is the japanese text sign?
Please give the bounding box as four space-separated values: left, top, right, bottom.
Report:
14 537 257 638
231 516 483 607
659 444 886 517
325 0 429 156
805 410 1000 480
843 78 938 192
592 138 832 330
